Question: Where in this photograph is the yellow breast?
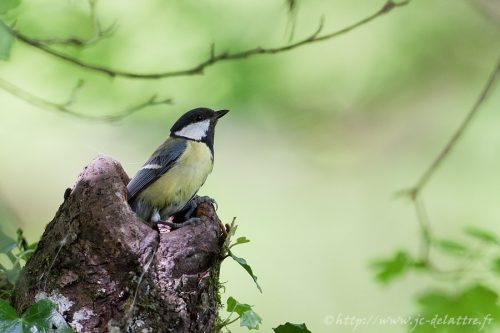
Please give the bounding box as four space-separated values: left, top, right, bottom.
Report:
137 141 213 215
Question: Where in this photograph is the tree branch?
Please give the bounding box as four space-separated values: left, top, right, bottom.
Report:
8 0 411 80
392 55 500 276
28 0 117 48
413 195 432 264
0 77 172 121
399 55 500 199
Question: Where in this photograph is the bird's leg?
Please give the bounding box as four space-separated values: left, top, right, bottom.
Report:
151 209 203 229
150 209 162 223
183 195 217 219
157 217 203 229
149 197 215 230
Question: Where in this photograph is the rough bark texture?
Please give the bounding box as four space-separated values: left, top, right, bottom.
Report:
12 155 225 333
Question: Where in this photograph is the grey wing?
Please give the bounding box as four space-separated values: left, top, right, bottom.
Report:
127 138 187 201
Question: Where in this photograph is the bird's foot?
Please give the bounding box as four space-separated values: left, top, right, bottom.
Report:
157 217 203 229
151 215 173 232
184 195 217 219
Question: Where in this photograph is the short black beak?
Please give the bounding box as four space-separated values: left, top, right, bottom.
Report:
215 109 229 119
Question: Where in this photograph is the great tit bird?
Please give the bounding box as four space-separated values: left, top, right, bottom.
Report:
127 107 229 228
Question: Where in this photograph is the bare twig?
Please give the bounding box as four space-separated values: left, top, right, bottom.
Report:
410 196 493 277
392 55 500 277
0 78 172 121
33 0 117 47
285 0 299 42
8 0 410 80
62 79 85 107
398 55 500 199
413 196 432 264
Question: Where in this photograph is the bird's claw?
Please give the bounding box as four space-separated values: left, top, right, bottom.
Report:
184 195 217 219
150 196 216 230
194 196 217 210
156 217 203 229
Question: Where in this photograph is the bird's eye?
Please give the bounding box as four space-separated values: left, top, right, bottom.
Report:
196 115 203 121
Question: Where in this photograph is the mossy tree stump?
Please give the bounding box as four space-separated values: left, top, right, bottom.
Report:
12 155 226 332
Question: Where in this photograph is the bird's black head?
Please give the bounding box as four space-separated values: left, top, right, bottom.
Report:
170 107 229 149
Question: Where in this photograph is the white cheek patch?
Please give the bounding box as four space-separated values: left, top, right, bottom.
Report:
174 119 210 140
141 164 162 170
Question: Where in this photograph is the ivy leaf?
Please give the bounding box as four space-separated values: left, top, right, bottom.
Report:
413 284 500 333
273 322 312 333
0 20 14 61
229 252 262 292
240 309 262 330
0 299 22 333
16 242 37 262
371 251 412 284
0 229 17 254
0 0 21 14
22 299 73 332
230 237 250 249
226 297 262 330
434 239 467 255
0 299 73 333
227 296 251 315
464 226 498 245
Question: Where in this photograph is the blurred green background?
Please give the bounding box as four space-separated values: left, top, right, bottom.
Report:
1 0 500 332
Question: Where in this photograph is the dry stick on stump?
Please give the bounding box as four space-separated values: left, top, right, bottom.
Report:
12 155 226 333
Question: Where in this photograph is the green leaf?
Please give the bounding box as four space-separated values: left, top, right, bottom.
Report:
16 246 36 262
240 309 262 330
227 296 251 315
434 239 467 255
230 237 250 249
413 284 500 333
22 299 73 332
226 297 262 330
16 229 28 251
229 252 262 292
1 299 73 333
0 20 14 61
273 322 312 333
22 299 56 320
0 0 21 14
464 226 498 245
371 251 412 284
0 299 22 333
0 229 17 254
